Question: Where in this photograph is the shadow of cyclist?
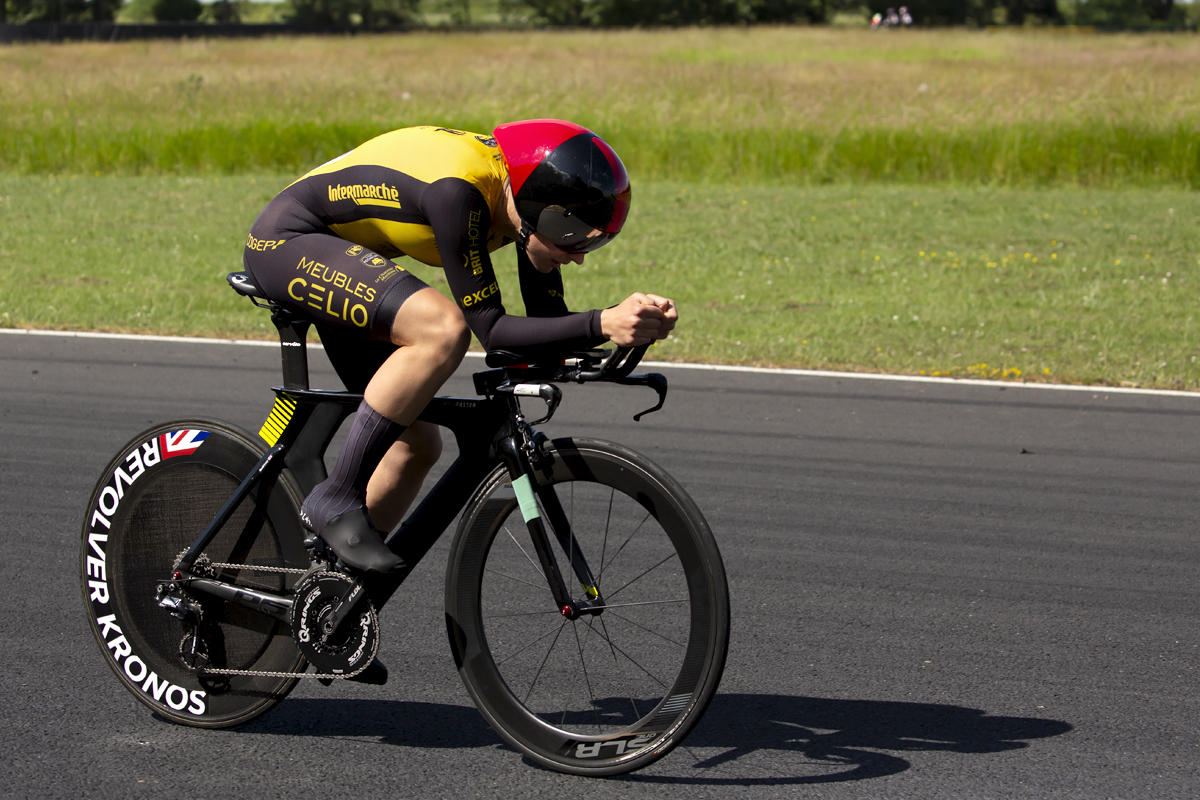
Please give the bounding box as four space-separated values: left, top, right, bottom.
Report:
237 693 1071 785
618 693 1072 785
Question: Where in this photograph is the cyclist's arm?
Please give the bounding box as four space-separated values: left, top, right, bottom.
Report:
425 178 605 351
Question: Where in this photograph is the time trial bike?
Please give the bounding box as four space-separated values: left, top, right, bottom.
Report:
80 271 729 776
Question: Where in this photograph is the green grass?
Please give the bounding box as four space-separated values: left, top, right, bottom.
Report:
8 120 1198 187
3 174 1197 389
4 29 1200 186
4 30 1197 386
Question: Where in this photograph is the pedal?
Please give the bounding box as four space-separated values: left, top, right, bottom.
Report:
304 534 334 563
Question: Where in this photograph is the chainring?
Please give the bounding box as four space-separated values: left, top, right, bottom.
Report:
291 572 379 678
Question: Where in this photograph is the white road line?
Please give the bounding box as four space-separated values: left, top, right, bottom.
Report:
3 327 1195 399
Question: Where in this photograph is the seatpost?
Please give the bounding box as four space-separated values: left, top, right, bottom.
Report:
270 307 311 390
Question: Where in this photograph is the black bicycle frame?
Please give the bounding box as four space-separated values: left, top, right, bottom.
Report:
176 383 518 614
177 294 662 617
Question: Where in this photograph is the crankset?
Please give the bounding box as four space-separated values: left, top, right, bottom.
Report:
291 571 378 679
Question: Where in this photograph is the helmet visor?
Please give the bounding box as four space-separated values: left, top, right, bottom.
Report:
534 206 617 254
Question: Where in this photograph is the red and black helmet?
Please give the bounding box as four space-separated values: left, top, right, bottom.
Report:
493 119 631 254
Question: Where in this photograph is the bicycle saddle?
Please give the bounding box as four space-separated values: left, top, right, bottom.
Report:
226 271 267 300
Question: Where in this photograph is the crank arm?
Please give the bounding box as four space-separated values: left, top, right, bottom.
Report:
318 579 368 646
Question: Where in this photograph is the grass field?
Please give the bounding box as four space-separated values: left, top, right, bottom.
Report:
3 29 1199 185
2 173 1197 389
2 29 1197 388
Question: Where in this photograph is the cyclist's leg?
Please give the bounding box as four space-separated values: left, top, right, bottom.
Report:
303 287 468 569
245 207 466 570
314 328 446 532
366 422 444 532
364 284 471 426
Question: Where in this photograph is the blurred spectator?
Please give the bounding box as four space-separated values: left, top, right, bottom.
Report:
899 5 913 24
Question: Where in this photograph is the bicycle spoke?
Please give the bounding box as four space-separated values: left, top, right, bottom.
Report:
485 608 568 619
600 511 653 579
607 608 688 649
493 620 571 668
524 619 567 705
571 621 604 732
605 551 681 601
598 615 643 723
583 617 671 690
484 567 554 595
597 487 615 587
596 598 688 611
503 523 545 580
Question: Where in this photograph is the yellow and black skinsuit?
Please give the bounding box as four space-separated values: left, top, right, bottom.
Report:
244 126 605 391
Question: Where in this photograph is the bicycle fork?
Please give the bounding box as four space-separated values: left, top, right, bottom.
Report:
495 393 605 621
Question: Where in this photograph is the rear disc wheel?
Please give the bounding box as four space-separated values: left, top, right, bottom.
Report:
81 420 309 728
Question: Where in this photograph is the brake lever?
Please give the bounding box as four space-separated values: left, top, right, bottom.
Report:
617 372 668 421
510 382 562 425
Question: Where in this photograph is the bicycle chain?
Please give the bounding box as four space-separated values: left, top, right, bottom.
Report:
170 552 351 681
205 562 309 575
200 666 341 680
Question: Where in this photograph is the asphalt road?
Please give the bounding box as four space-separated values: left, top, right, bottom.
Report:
2 331 1198 799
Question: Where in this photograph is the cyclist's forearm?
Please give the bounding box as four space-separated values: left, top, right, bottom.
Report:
428 181 605 351
474 309 605 352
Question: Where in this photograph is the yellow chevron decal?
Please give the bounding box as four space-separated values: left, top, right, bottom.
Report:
259 395 297 445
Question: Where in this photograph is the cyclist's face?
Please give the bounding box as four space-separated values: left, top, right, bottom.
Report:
526 231 586 274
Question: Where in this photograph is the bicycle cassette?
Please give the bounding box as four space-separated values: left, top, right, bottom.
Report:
291 572 378 678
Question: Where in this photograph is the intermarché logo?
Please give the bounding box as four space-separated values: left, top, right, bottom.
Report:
328 182 402 209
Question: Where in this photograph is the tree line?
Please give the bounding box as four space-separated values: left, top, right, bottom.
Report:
1 0 1192 30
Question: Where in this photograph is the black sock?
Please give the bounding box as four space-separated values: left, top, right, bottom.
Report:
300 399 405 534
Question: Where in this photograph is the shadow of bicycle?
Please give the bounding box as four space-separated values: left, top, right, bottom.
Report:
241 693 1071 785
624 693 1073 785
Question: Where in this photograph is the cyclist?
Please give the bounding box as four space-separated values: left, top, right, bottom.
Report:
243 119 676 573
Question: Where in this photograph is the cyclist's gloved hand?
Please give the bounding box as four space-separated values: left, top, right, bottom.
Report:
601 292 678 347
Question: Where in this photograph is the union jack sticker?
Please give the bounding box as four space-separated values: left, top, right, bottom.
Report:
159 429 210 460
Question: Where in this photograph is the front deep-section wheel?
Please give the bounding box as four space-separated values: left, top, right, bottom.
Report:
81 420 309 728
445 438 729 776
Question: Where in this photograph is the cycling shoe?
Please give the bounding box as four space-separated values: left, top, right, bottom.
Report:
318 508 405 574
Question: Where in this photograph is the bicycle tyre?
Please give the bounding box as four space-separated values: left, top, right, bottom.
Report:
445 437 729 776
81 419 309 728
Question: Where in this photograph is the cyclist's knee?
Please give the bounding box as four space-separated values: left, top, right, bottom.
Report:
390 289 471 365
402 422 443 470
438 314 472 363
424 314 470 371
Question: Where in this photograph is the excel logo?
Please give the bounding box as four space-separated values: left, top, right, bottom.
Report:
460 282 499 307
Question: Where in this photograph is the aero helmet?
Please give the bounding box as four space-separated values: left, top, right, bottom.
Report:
493 119 631 254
